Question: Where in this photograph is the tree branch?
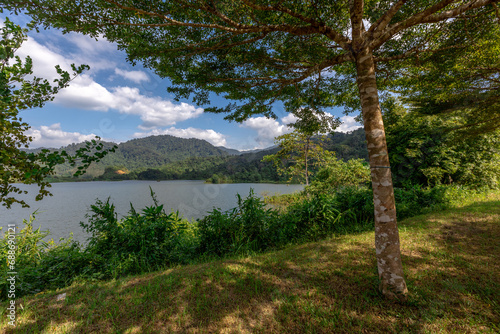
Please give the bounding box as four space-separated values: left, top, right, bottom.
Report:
374 44 467 63
183 32 270 57
366 0 407 41
349 0 365 47
208 52 351 88
421 0 498 23
370 0 456 50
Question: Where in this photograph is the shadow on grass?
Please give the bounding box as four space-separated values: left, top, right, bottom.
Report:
3 200 499 333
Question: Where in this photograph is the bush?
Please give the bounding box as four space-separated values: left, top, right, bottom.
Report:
393 185 449 219
280 195 337 240
0 214 88 299
197 189 279 256
81 188 197 278
306 158 371 196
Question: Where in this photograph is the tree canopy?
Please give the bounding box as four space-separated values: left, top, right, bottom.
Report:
2 1 496 118
390 22 500 137
383 98 500 188
263 109 337 185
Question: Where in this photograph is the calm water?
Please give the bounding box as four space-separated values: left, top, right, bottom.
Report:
1 180 303 242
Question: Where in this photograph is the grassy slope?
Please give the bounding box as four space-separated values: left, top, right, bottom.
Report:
2 193 499 333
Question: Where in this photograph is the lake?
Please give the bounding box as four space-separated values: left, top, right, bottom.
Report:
1 180 303 243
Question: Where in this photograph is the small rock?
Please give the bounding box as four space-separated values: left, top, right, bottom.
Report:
56 293 66 301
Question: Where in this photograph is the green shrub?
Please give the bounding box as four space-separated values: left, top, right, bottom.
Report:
332 186 374 224
197 189 279 256
393 185 449 219
81 188 197 278
0 214 88 299
306 158 371 196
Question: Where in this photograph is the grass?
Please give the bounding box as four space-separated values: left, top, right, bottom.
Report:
1 192 499 333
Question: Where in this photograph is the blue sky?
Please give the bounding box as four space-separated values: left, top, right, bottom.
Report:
2 14 362 151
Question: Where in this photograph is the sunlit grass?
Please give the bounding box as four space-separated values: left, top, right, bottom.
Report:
1 192 499 333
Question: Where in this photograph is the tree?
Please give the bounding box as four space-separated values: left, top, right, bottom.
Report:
6 0 498 300
383 98 500 188
390 22 500 137
306 156 371 196
263 108 337 185
0 17 114 208
263 130 333 185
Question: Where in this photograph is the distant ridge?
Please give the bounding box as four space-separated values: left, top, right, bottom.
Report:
50 135 233 177
215 146 241 155
41 129 368 179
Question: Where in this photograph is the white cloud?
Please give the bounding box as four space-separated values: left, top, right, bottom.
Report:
240 116 293 148
281 113 298 125
16 32 118 79
60 33 118 72
134 127 227 147
337 115 363 132
64 33 116 56
114 68 149 83
240 111 339 148
26 123 98 148
15 37 74 81
53 74 116 111
14 32 111 76
53 81 204 128
14 36 203 129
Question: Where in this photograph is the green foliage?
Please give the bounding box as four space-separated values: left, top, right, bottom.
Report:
306 156 370 196
383 98 500 189
263 131 334 185
197 190 279 256
326 184 451 222
393 185 449 220
0 17 115 208
136 168 168 181
80 188 197 277
393 24 500 136
324 129 368 161
279 194 358 241
0 214 87 299
263 110 339 186
206 173 232 184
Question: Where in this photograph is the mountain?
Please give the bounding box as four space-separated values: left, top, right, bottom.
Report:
215 146 241 155
45 129 368 180
107 135 229 168
51 135 232 177
325 128 369 161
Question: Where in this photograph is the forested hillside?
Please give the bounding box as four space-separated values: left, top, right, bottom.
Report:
46 135 231 177
326 128 369 161
43 129 368 182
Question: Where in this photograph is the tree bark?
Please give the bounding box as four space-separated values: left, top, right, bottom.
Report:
355 47 408 301
305 137 310 186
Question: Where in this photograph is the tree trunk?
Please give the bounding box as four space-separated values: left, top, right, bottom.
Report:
355 47 408 300
305 137 310 186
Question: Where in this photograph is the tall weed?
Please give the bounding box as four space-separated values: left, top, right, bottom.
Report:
197 189 279 256
0 214 87 299
81 188 197 278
